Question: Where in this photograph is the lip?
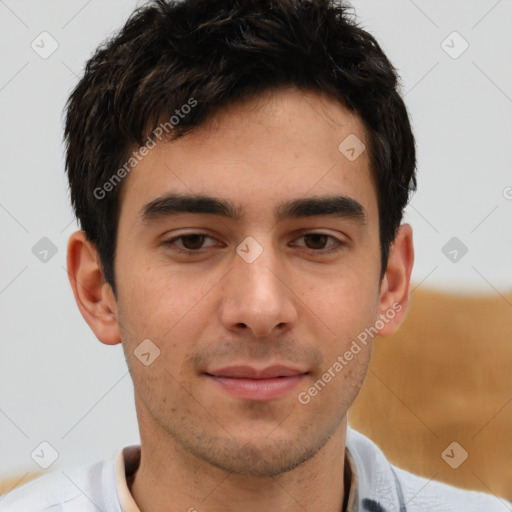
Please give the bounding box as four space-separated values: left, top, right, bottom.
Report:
204 365 308 401
207 365 306 379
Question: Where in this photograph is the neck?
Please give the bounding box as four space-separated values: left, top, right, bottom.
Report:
130 415 348 512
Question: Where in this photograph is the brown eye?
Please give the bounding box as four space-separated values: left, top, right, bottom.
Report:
179 234 207 250
303 233 330 250
163 233 217 253
292 232 345 255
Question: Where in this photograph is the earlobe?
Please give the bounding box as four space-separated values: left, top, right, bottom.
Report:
375 223 414 337
66 230 121 345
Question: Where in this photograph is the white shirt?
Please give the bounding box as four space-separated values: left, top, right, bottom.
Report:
1 426 509 511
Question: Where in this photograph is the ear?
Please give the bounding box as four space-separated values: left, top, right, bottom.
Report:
374 223 414 336
66 230 121 345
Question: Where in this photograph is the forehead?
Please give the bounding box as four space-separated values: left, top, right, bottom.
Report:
117 87 376 227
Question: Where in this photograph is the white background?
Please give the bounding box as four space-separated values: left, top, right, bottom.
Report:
1 0 511 481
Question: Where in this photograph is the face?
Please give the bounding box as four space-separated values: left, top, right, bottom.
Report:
113 87 383 476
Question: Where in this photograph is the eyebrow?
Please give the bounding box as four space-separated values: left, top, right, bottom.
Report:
138 193 367 225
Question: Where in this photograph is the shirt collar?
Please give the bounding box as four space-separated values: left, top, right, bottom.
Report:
114 445 141 512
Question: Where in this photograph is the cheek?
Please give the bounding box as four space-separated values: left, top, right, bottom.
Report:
117 263 219 373
301 269 378 336
119 261 200 332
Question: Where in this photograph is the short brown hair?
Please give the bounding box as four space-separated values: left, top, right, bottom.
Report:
64 0 417 297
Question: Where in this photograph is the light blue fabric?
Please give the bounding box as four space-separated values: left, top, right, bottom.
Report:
1 426 509 511
345 427 511 512
0 457 122 512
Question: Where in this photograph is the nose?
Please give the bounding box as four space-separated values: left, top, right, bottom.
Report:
219 238 299 338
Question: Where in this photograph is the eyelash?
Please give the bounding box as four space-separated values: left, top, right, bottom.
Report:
163 232 346 255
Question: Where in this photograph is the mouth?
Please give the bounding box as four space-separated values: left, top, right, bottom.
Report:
204 365 309 401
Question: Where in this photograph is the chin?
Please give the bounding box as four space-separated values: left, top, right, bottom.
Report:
183 428 333 477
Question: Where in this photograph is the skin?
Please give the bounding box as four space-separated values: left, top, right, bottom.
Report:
67 87 414 512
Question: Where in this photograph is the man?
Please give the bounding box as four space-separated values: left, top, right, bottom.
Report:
1 0 509 510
